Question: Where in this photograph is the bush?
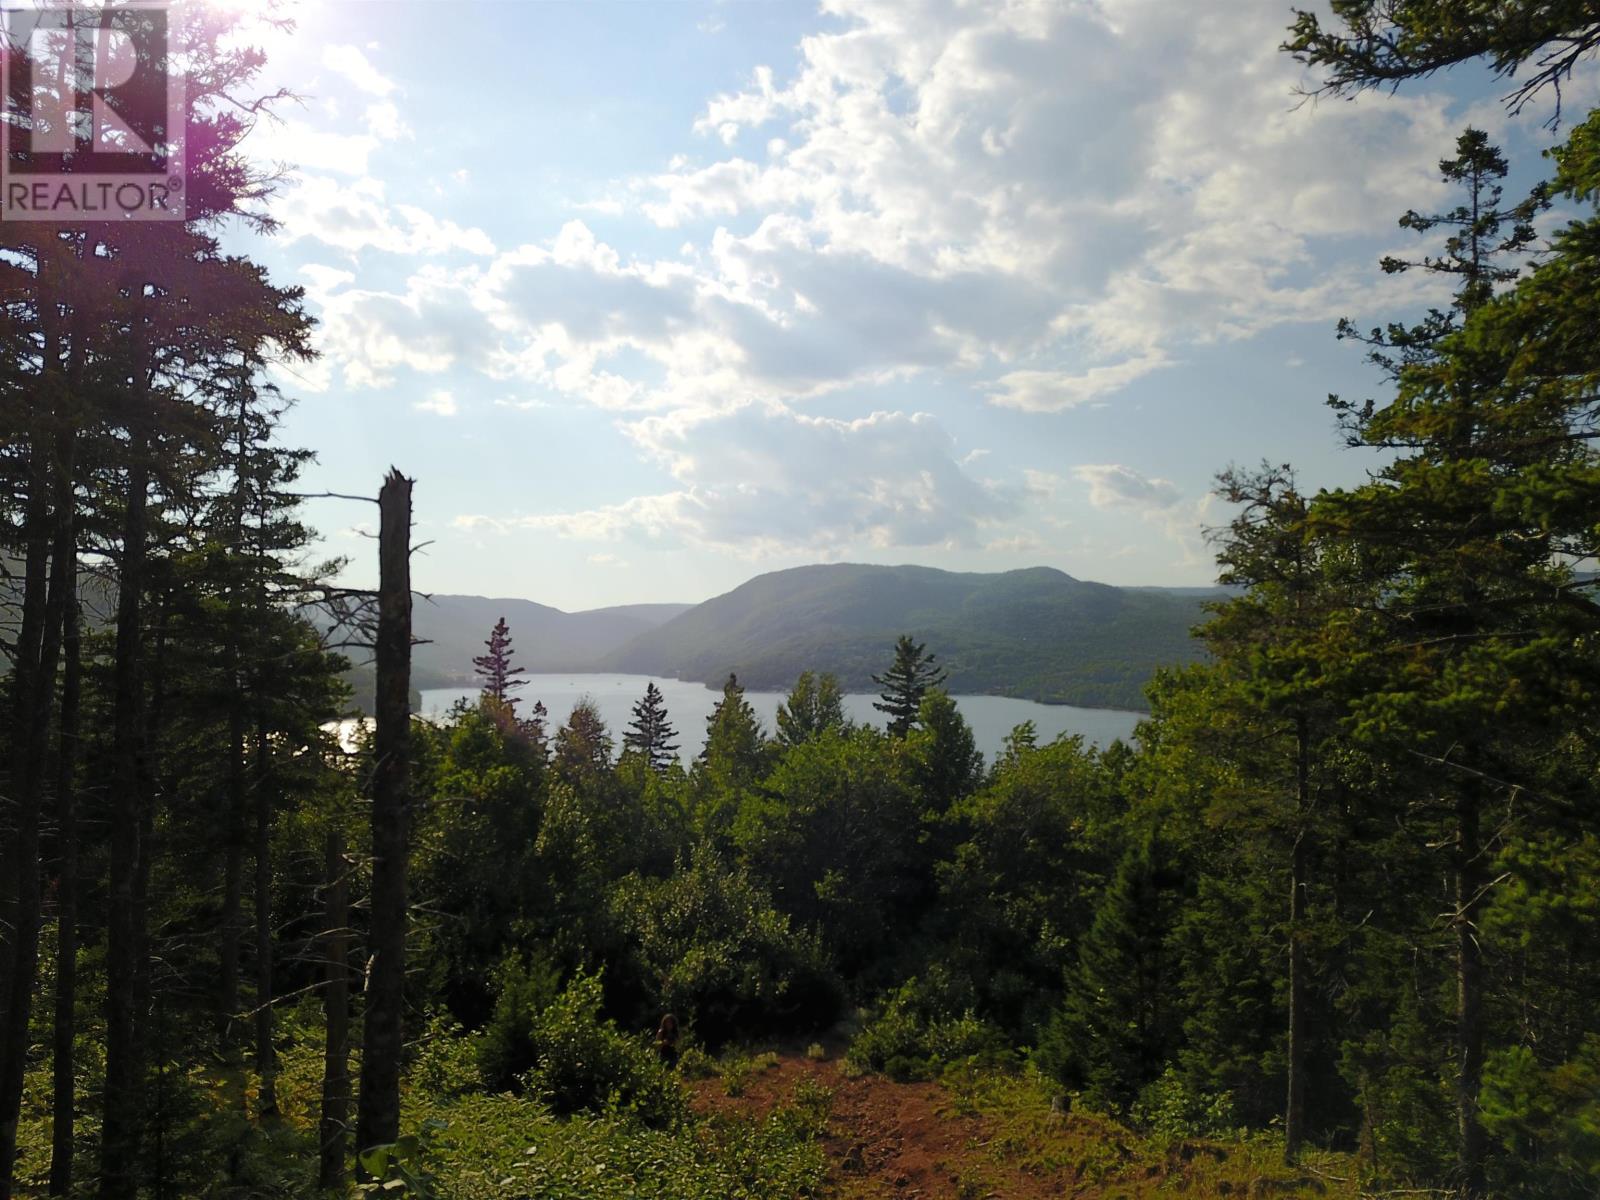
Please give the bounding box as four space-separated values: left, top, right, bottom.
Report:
847 974 1011 1081
411 1013 485 1098
524 971 686 1127
1128 1067 1237 1139
608 844 841 1044
477 951 562 1092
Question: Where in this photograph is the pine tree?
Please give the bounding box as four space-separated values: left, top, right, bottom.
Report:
872 635 948 738
474 617 527 708
623 681 679 773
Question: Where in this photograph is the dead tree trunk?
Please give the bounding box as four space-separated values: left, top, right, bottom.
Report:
356 470 412 1161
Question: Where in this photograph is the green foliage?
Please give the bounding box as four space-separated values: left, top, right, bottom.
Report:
396 1089 830 1200
477 953 563 1093
872 634 949 737
847 973 1012 1082
775 670 848 746
1035 834 1183 1113
907 688 983 813
521 971 685 1127
935 730 1120 1037
698 673 769 795
1128 1067 1237 1140
607 844 839 1044
738 724 928 976
1481 1037 1600 1199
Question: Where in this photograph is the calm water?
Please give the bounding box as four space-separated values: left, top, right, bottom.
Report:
421 674 1141 766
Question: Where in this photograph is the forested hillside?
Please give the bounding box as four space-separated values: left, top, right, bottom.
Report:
607 564 1212 710
2 5 1599 1200
325 594 692 691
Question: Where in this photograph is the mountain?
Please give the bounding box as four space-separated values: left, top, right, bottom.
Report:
602 564 1218 711
400 594 693 688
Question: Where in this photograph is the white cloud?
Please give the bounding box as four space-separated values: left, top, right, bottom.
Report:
277 175 495 257
1075 463 1183 512
322 45 397 97
456 404 1019 556
988 353 1173 412
1074 462 1208 566
413 390 458 416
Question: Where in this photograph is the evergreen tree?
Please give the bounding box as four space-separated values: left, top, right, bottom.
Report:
553 698 613 787
776 670 847 746
872 635 948 738
474 617 527 708
908 689 983 814
1037 834 1181 1112
701 673 767 791
1309 127 1599 1196
623 681 680 773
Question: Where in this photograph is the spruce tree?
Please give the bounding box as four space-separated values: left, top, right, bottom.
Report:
623 681 679 773
1037 834 1180 1112
701 673 767 791
474 617 527 708
872 635 948 738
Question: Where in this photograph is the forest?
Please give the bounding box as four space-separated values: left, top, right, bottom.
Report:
3 3 1600 1199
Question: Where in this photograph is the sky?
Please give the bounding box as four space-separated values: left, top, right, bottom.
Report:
218 0 1591 611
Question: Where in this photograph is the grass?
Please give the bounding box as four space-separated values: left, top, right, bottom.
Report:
933 1061 1361 1199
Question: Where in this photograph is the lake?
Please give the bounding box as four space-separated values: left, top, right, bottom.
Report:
421 674 1142 765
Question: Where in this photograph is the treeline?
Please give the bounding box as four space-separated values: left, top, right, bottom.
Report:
2 4 1599 1200
0 9 358 1199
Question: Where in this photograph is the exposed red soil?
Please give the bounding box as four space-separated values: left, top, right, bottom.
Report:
690 1043 1066 1199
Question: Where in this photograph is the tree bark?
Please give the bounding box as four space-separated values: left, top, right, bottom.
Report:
0 415 75 1199
100 426 150 1200
253 725 278 1117
1455 790 1486 1199
47 479 81 1198
356 470 412 1162
220 699 246 1049
1284 715 1310 1165
319 825 351 1189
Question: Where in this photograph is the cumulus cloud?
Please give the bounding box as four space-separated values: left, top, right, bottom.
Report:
312 267 490 389
313 0 1479 422
322 45 397 97
456 404 1018 556
1075 464 1183 512
1074 462 1206 565
988 354 1173 412
277 176 495 257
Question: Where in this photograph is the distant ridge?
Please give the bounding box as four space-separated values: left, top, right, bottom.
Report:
602 563 1217 712
402 594 693 688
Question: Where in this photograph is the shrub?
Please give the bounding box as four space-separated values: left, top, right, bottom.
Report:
1128 1067 1237 1139
524 971 686 1127
477 951 562 1092
847 975 1011 1081
607 843 841 1044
